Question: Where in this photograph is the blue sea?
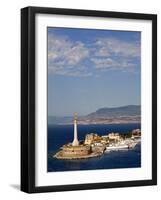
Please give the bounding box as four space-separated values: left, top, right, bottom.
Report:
48 123 141 172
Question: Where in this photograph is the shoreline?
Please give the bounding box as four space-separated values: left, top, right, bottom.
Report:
49 122 141 126
54 150 103 160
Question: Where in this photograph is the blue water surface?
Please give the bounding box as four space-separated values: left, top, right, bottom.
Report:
48 123 141 172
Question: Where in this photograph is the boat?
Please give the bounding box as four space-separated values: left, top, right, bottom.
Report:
105 141 137 152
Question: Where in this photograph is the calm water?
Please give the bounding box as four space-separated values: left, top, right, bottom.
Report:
48 123 141 172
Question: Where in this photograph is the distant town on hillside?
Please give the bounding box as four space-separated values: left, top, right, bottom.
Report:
48 105 141 125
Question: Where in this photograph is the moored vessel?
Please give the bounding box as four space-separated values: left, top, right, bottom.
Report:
105 140 137 152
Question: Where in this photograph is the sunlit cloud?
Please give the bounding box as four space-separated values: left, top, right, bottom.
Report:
94 37 140 58
48 31 141 77
48 33 90 77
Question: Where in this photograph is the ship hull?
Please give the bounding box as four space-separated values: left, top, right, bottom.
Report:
105 142 137 152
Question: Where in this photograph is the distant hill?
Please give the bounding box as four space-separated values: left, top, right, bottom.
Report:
87 105 140 118
48 105 141 125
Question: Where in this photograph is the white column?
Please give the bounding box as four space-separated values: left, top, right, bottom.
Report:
72 113 79 146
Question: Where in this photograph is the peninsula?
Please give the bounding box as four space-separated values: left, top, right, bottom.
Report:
49 105 141 125
53 113 141 160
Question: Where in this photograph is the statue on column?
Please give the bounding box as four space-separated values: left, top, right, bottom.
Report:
72 112 79 146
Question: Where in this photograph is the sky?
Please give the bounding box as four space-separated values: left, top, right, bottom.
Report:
48 27 141 117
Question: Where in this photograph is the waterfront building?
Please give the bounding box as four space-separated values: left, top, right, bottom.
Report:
131 129 141 139
84 133 101 145
108 133 122 142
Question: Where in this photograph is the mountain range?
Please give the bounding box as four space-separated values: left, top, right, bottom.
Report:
48 105 141 125
87 105 140 118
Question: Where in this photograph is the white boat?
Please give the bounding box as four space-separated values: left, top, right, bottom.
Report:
105 144 129 151
105 141 137 152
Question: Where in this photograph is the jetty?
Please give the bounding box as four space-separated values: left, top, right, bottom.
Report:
53 113 141 160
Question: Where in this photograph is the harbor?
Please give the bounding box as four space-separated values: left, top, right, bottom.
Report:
53 113 141 160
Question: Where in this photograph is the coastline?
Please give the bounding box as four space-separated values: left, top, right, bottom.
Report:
48 123 141 171
54 150 102 160
53 127 141 160
48 121 141 126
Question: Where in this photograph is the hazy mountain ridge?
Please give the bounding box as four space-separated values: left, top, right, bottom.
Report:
87 105 140 118
48 105 141 125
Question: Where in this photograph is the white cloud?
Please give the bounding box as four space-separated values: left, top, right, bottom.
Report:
91 37 140 72
91 57 136 72
48 32 141 77
48 33 90 77
94 37 140 58
49 65 92 77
